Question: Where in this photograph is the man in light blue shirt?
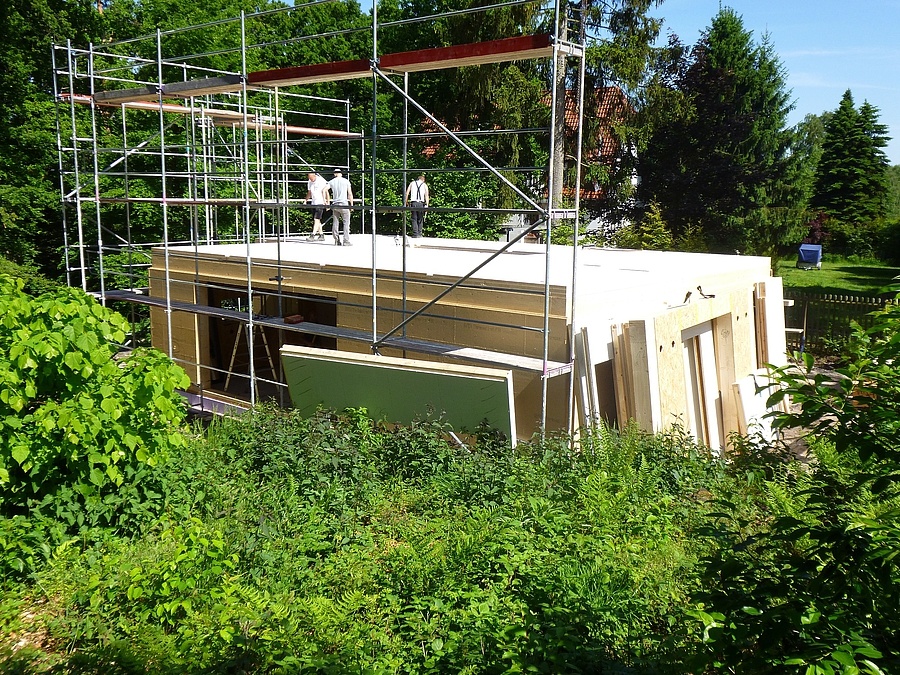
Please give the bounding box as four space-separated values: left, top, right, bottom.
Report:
328 168 354 246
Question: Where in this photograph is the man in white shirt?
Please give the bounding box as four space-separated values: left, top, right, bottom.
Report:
404 173 430 238
328 168 354 246
306 171 330 241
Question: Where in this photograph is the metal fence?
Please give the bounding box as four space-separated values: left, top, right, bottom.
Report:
783 290 898 353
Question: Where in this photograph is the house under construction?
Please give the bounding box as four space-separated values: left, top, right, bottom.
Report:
53 1 788 447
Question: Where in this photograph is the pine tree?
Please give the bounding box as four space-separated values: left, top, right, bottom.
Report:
637 8 798 254
812 91 890 225
857 101 891 222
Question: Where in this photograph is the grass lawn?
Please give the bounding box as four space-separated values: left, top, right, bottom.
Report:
775 257 900 295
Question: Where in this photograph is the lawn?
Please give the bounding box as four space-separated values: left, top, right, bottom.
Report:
775 256 900 295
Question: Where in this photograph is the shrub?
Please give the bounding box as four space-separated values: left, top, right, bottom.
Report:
686 297 900 673
0 275 190 553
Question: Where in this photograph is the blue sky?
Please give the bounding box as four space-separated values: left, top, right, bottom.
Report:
654 0 900 164
356 0 899 164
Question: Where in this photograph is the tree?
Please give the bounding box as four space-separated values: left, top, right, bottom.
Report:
0 275 190 527
638 8 798 254
0 0 102 270
811 90 890 226
887 164 900 223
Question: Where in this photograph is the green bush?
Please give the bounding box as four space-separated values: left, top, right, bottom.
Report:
13 410 741 672
0 275 190 574
686 298 900 673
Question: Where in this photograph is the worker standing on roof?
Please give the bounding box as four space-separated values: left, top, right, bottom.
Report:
405 173 430 238
329 168 354 246
306 171 330 241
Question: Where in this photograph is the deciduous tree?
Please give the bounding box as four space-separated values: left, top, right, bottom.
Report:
0 0 102 270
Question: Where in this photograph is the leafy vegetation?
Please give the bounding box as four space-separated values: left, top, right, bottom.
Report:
0 275 190 579
1 279 899 673
687 296 900 674
3 399 731 671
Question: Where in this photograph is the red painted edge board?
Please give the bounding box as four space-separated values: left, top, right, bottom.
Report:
248 58 371 87
247 33 553 87
382 34 553 72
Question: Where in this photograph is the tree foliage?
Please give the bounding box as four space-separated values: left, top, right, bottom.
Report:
638 8 799 254
0 0 102 268
688 297 900 673
0 275 190 533
812 90 891 226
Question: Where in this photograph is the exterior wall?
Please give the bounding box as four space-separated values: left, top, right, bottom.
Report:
651 285 758 437
149 244 783 445
149 247 571 439
149 271 209 385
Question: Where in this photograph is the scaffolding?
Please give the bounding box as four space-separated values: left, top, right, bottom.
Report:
53 0 587 435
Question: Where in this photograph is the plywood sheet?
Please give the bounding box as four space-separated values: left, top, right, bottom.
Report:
281 345 517 443
755 278 788 367
733 369 782 442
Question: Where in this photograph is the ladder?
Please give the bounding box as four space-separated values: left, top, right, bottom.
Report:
224 324 276 391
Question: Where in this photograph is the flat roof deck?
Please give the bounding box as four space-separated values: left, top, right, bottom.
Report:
159 235 772 318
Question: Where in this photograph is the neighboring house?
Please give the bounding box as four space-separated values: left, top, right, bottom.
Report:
559 85 634 208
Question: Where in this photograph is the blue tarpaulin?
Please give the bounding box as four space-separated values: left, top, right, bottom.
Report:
797 243 822 269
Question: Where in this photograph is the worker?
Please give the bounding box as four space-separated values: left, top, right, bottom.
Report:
305 170 330 241
404 173 430 238
329 168 354 246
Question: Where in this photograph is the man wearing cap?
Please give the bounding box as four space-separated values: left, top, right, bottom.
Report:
328 168 354 246
305 171 330 241
404 173 430 238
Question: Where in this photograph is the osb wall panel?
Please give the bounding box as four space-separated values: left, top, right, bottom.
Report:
755 277 787 367
148 272 209 385
651 286 756 436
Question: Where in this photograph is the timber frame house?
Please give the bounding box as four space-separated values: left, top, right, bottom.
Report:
53 1 787 447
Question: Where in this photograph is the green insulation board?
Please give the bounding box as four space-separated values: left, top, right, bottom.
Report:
280 345 516 443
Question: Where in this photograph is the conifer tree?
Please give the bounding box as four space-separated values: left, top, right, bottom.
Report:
637 8 798 254
811 90 890 225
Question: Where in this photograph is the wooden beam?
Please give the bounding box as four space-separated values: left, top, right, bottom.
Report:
162 75 243 98
247 34 554 87
381 34 553 73
609 323 629 426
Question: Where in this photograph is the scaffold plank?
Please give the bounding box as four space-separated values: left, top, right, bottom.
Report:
163 75 244 98
64 94 360 137
103 289 568 374
94 85 159 104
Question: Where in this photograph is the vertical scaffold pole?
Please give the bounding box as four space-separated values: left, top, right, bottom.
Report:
401 72 409 339
240 11 257 405
567 31 587 438
369 0 379 345
542 0 566 435
156 29 174 358
51 44 74 289
88 45 107 304
66 41 88 292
